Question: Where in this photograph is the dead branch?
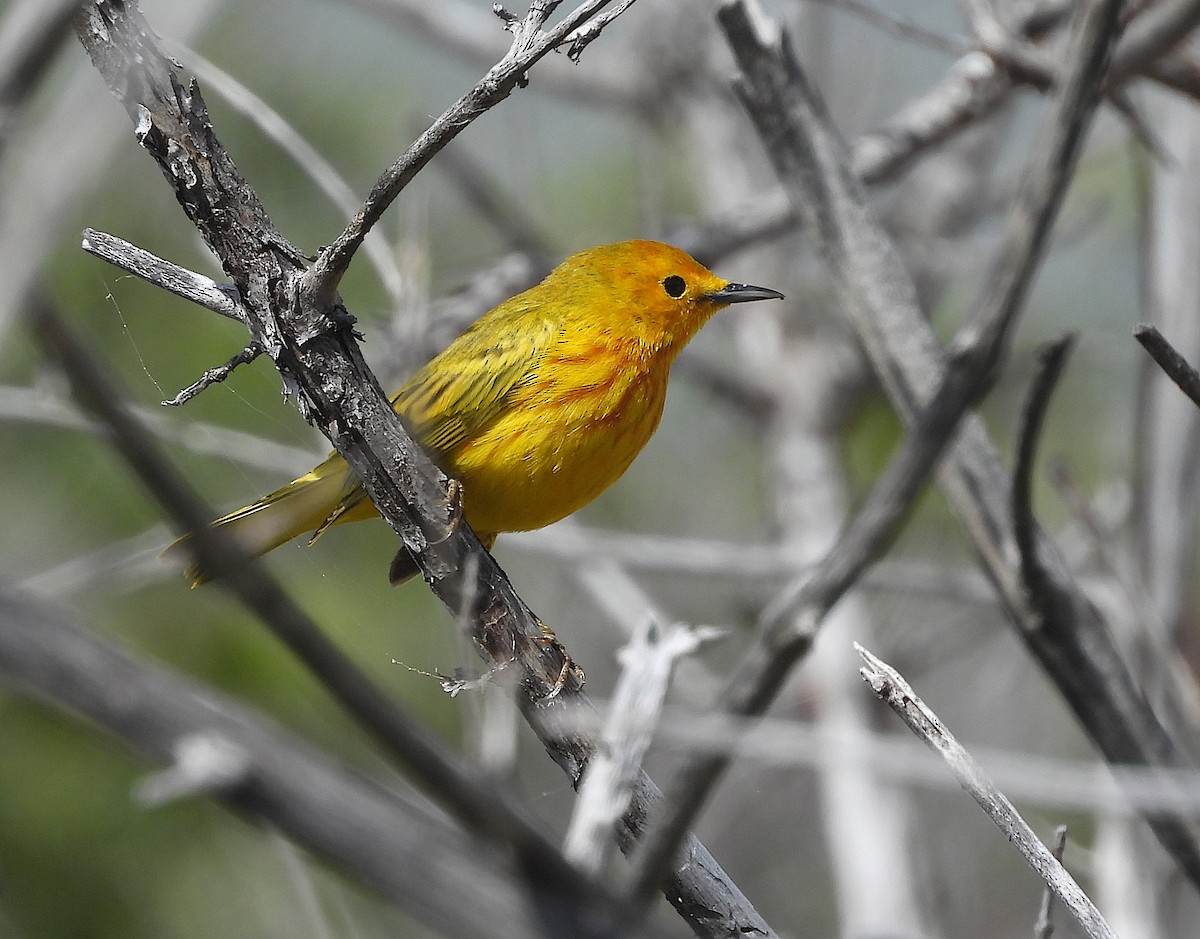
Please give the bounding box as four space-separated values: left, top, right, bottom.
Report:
624 0 1123 900
1135 323 1200 410
0 581 639 939
1012 336 1077 607
305 0 637 303
857 644 1117 939
701 0 1200 895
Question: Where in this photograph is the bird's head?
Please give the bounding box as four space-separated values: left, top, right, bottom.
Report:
549 240 784 353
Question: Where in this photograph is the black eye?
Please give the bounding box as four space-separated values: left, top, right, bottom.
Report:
662 275 686 298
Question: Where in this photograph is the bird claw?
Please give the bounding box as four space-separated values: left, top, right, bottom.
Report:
440 477 465 541
422 478 466 556
532 617 585 701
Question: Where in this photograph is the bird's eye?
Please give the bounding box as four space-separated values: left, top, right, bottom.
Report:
662 275 686 298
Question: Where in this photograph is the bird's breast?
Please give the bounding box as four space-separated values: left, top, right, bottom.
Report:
446 342 671 534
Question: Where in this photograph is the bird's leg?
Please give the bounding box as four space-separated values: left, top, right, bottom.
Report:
531 616 585 700
440 477 465 541
430 477 584 698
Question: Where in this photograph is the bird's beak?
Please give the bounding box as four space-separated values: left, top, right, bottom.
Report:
702 282 785 304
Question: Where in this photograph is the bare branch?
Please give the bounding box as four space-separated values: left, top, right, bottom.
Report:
1112 0 1200 81
0 583 636 939
857 645 1117 939
0 0 85 153
81 228 244 321
32 294 600 909
1035 827 1070 939
1145 52 1200 102
709 0 1200 896
563 618 719 875
1134 322 1200 410
161 341 264 407
305 0 632 304
170 43 406 306
852 0 1200 187
1012 336 1076 607
624 0 1124 900
564 0 638 61
959 0 1066 87
949 0 1118 369
79 228 269 405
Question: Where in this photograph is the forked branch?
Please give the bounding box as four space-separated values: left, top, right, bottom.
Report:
304 0 638 305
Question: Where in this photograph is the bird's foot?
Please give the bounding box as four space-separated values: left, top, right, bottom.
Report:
439 477 465 541
532 617 585 700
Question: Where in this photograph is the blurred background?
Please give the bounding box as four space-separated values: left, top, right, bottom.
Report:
1 0 1197 937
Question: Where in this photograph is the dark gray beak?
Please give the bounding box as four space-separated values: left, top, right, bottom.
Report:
702 282 785 304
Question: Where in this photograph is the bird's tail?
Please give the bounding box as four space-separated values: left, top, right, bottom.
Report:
165 453 364 587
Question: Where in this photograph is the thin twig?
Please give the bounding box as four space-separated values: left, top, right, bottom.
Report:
857 645 1118 939
556 703 1200 816
161 342 264 407
0 381 318 475
305 0 631 304
432 140 555 259
565 0 638 60
1106 87 1172 164
1012 335 1076 604
334 0 645 110
1035 826 1070 939
804 0 971 56
1134 322 1200 410
563 619 720 875
960 0 1066 87
81 229 268 403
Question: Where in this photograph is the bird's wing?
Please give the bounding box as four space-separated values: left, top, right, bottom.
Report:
392 310 557 457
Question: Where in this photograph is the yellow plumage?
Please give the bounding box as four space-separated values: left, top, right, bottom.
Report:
174 240 782 585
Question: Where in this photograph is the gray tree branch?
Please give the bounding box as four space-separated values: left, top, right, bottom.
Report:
857 644 1117 939
0 582 639 939
703 0 1200 894
624 0 1126 900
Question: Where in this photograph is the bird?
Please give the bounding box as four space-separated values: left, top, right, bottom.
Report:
174 240 783 586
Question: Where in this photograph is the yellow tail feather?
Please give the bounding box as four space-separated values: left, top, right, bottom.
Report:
165 455 362 586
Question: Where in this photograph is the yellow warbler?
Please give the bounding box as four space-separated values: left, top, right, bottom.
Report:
177 240 782 585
